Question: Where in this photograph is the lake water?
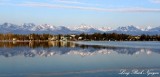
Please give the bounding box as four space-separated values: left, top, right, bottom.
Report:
0 41 160 77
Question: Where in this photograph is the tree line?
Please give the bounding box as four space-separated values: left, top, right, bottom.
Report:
75 33 160 41
0 33 159 41
0 33 53 41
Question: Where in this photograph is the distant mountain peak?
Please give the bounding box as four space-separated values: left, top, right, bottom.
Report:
149 26 160 31
2 22 16 27
98 27 112 31
0 23 160 35
116 25 140 31
74 24 94 30
136 26 152 31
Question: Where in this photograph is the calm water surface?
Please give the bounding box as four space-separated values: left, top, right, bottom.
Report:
0 41 160 77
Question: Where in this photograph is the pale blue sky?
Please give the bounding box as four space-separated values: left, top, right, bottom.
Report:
0 0 160 28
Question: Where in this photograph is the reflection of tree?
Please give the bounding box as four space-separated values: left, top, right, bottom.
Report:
0 41 76 48
0 42 29 48
29 41 51 48
0 42 159 57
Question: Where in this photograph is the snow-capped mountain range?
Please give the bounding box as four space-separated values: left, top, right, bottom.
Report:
0 22 160 35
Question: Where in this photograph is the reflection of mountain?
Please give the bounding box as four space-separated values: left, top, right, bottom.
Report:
0 42 159 57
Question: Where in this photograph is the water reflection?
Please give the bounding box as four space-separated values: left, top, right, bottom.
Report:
0 41 75 48
0 41 159 57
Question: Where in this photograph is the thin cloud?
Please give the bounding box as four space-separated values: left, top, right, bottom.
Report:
55 0 87 5
0 0 11 2
150 0 160 3
54 0 100 6
0 0 11 5
18 2 160 12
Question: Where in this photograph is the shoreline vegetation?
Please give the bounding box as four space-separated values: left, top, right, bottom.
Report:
0 33 160 41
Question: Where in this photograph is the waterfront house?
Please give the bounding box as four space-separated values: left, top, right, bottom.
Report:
48 36 58 41
12 38 17 41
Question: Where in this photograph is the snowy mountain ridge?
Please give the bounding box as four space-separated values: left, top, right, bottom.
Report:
0 23 160 35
